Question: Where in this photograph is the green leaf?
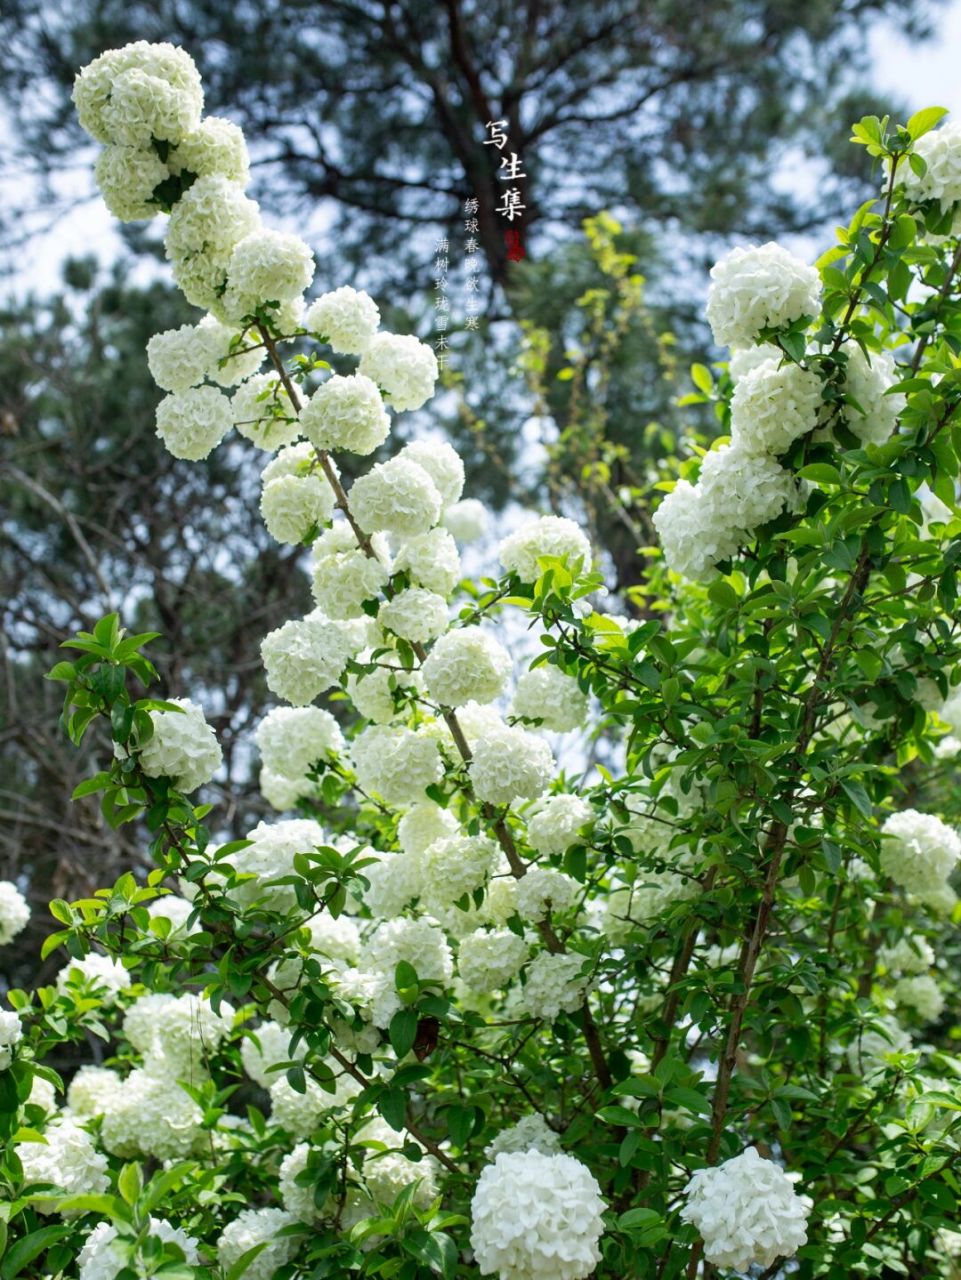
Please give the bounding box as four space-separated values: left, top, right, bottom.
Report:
117 1160 142 1206
224 1242 269 1280
707 579 739 610
72 771 113 800
389 1009 418 1059
690 362 713 394
907 106 948 140
379 1088 407 1132
0 1226 71 1279
797 463 841 486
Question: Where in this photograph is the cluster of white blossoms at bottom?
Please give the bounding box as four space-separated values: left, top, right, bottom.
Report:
470 1151 606 1280
78 1218 199 1280
217 1207 300 1280
681 1147 811 1271
18 1116 110 1211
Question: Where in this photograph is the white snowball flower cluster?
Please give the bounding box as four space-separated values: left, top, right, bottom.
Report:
470 1150 605 1280
226 817 327 912
498 515 591 582
705 242 821 348
169 115 250 183
260 443 337 545
0 1009 23 1069
0 880 30 945
361 918 453 1026
256 705 344 781
240 1019 304 1088
516 867 578 922
261 611 360 704
78 1218 199 1280
101 1062 206 1160
900 120 961 210
231 372 300 451
654 444 799 579
57 953 131 1001
347 648 422 724
94 145 169 220
218 228 314 324
138 696 222 792
351 724 443 805
880 809 961 902
393 526 462 595
269 1070 360 1138
681 1147 811 1271
67 1065 124 1118
484 1113 561 1160
343 1119 439 1228
362 850 424 918
835 343 905 445
360 332 439 411
147 322 209 394
458 928 529 991
519 952 590 1020
197 314 265 387
306 286 381 353
398 801 459 855
469 725 554 806
300 372 390 456
444 497 489 542
146 893 197 938
17 1116 110 1211
895 973 945 1022
728 345 774 382
218 1208 299 1280
164 176 261 310
123 991 234 1073
511 665 589 733
155 385 233 460
879 934 935 975
422 627 511 707
73 41 203 146
379 586 449 642
421 833 498 911
729 358 822 456
526 794 593 856
398 439 465 507
350 456 442 538
311 523 391 618
279 1143 327 1222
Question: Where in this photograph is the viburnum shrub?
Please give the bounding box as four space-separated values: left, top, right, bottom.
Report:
4 43 961 1280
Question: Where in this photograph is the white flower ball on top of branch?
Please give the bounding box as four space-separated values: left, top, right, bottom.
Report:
97 66 200 148
260 611 360 705
256 705 344 781
138 696 222 793
895 974 945 1023
469 725 554 806
680 1146 811 1271
397 801 459 855
260 442 337 544
379 586 449 643
349 456 443 538
300 373 390 456
66 1065 124 1119
306 286 381 354
231 372 300 451
225 816 328 913
73 41 204 145
310 523 391 619
422 627 512 708
899 120 961 211
168 116 250 184
155 385 233 460
123 990 234 1074
147 323 212 393
705 242 820 349
0 882 30 946
498 515 591 583
362 849 425 918
393 526 462 596
484 1113 561 1160
164 176 261 307
511 664 589 733
359 332 439 411
470 1150 605 1280
835 342 905 445
94 145 169 221
360 918 453 1027
351 724 444 806
515 866 578 923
